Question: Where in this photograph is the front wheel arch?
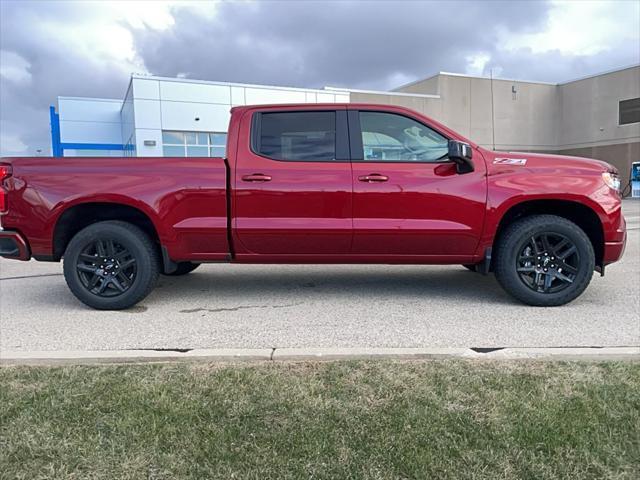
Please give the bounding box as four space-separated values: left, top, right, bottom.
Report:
492 199 604 270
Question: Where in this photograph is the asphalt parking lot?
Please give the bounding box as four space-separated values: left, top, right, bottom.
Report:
1 201 638 354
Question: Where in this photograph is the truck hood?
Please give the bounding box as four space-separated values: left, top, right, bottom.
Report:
480 149 615 176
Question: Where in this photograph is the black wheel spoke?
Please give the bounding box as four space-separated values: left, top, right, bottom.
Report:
111 277 126 292
88 274 101 289
559 245 577 260
551 238 569 256
517 266 536 273
80 253 97 262
530 237 541 255
97 278 110 294
554 271 574 284
541 235 553 254
95 240 107 257
106 240 116 257
120 258 136 269
560 261 578 274
534 272 542 287
115 250 129 260
77 264 97 273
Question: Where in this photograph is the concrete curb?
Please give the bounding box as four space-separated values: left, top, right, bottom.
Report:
1 346 638 366
0 348 273 366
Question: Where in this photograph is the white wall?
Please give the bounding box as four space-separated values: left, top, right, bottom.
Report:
58 97 123 145
127 76 350 156
120 83 135 152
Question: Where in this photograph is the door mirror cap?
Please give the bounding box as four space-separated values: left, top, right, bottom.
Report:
448 140 474 174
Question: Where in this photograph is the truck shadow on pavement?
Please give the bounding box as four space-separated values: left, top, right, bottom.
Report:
154 266 515 304
22 266 518 311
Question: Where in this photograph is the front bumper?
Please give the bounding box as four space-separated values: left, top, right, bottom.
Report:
603 214 627 265
0 230 31 260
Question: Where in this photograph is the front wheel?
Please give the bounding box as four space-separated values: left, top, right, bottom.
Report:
63 221 160 310
494 215 595 306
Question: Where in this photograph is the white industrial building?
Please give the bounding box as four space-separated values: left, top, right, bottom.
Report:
52 74 351 158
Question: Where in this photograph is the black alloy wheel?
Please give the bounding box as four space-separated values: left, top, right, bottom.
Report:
516 233 579 294
76 239 137 297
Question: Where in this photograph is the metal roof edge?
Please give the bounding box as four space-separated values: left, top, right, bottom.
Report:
324 86 440 99
130 73 342 95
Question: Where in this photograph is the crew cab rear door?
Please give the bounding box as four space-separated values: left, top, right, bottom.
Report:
233 106 352 256
348 108 486 258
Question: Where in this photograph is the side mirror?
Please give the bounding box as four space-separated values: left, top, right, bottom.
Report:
448 140 474 174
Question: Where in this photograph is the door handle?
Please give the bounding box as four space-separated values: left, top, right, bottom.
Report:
242 173 272 182
358 174 389 183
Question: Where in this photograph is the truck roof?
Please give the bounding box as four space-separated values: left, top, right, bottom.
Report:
230 103 473 146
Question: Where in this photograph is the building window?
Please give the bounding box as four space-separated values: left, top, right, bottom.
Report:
619 98 640 125
162 131 227 157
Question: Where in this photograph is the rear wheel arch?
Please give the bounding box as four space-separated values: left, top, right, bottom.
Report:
52 202 162 261
492 199 604 268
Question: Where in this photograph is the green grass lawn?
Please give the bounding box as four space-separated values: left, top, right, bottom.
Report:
1 360 639 479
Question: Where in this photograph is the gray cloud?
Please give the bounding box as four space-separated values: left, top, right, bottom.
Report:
483 43 640 83
1 1 133 155
1 0 638 157
134 0 553 90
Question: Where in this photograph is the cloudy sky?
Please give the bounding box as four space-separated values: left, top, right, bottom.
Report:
1 0 638 156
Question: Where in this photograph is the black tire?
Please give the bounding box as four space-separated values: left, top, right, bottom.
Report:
163 262 200 276
494 215 595 306
63 221 160 310
462 264 478 272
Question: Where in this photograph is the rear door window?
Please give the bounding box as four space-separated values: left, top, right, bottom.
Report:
253 111 337 161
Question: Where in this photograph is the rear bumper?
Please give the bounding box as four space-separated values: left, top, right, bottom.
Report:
0 230 31 260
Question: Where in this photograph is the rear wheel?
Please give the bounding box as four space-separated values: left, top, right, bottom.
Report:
163 262 200 276
63 221 160 310
494 215 595 306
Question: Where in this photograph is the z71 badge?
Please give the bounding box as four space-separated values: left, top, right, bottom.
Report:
493 157 528 166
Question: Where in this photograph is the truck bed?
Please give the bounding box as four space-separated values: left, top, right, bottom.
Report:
1 156 230 262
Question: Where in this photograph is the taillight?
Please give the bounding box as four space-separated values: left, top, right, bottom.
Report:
0 163 12 214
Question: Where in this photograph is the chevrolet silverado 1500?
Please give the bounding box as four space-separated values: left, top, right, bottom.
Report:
0 104 627 309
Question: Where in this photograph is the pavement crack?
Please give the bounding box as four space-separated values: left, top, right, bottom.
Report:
180 303 302 314
470 347 505 354
127 348 193 353
0 273 63 281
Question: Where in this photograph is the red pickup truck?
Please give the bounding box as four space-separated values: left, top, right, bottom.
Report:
0 104 626 309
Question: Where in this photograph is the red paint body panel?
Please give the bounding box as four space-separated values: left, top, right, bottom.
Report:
0 157 229 261
0 103 626 269
350 153 487 258
232 105 352 256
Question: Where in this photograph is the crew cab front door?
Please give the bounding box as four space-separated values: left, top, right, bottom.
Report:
233 107 352 256
348 109 487 258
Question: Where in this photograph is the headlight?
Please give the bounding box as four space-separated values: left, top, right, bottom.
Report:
602 172 621 191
